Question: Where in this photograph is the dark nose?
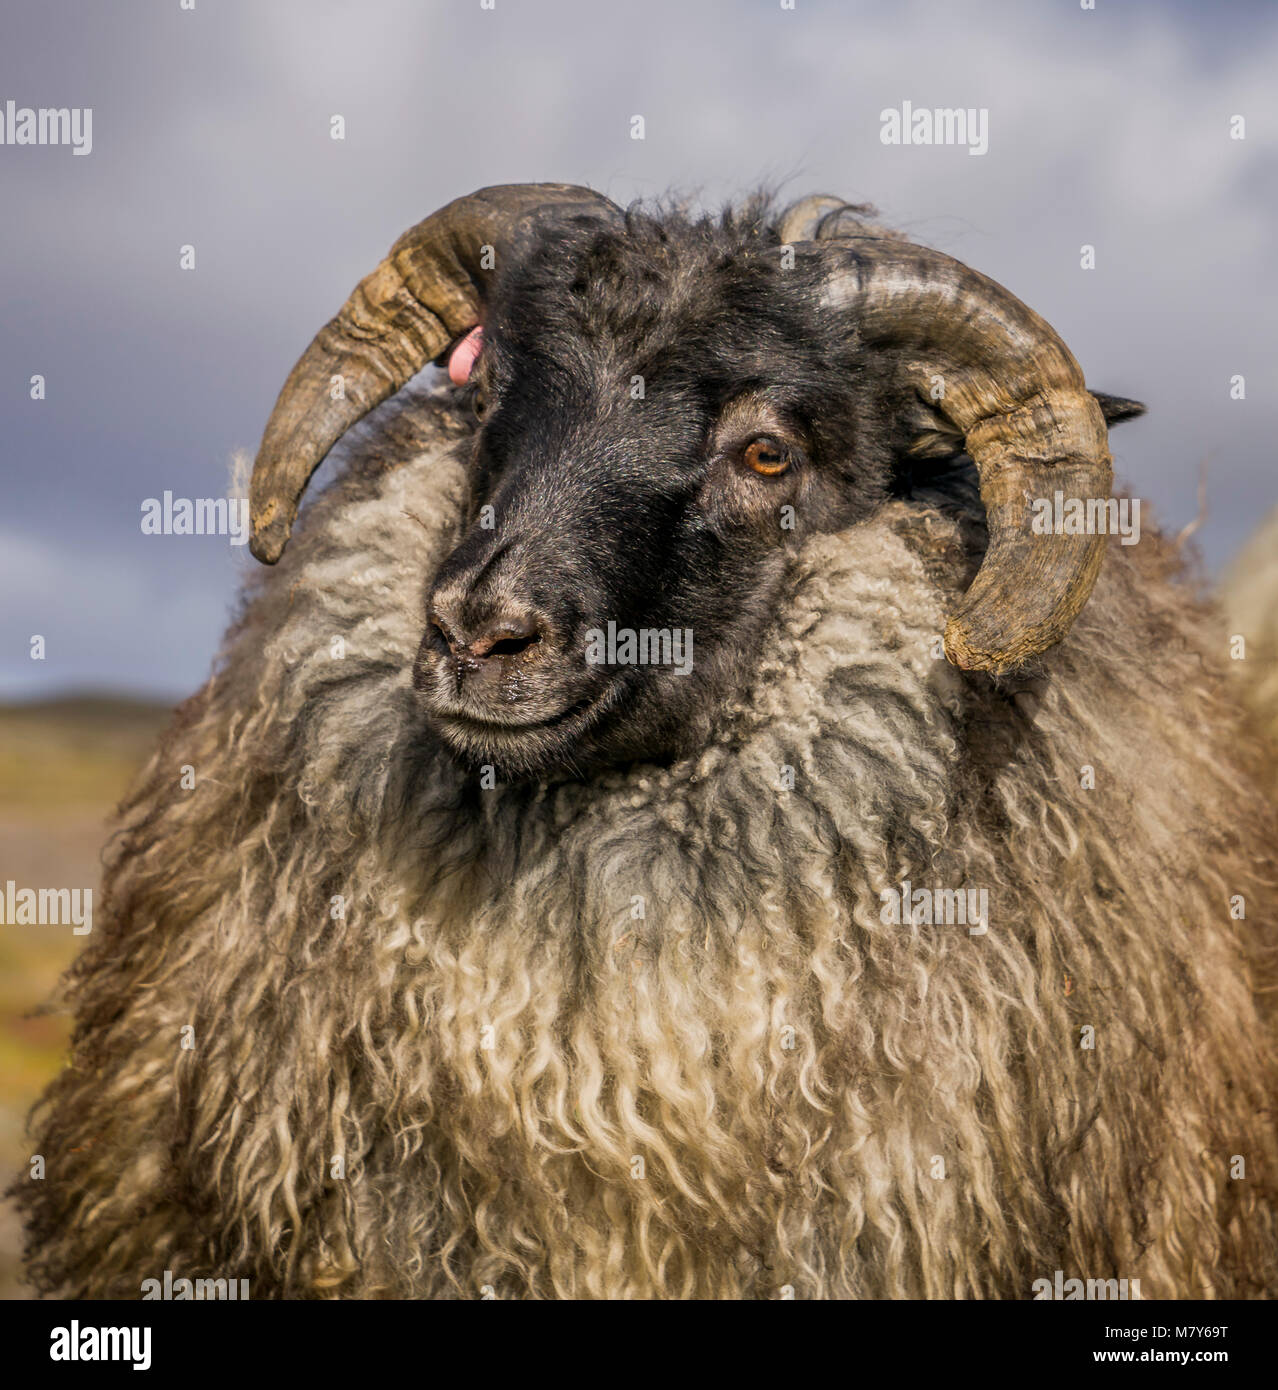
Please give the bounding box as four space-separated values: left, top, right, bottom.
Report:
427 604 544 663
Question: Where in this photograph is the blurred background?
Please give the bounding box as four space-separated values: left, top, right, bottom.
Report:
0 0 1273 1295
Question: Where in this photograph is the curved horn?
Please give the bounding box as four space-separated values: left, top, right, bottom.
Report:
799 237 1114 674
249 183 621 563
776 194 898 247
776 195 848 245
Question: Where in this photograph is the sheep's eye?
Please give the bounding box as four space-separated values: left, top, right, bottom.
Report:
743 437 790 477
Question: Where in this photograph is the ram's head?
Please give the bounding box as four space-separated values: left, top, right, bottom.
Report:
250 184 1143 776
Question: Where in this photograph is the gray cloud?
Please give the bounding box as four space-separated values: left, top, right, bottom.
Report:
2 0 1274 696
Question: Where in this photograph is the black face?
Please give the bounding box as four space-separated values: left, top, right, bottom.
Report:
412 215 900 778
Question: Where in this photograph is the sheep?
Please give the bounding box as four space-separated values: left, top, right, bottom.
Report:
16 184 1277 1300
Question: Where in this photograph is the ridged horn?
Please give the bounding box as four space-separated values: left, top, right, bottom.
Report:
249 183 622 563
800 237 1116 674
776 195 848 245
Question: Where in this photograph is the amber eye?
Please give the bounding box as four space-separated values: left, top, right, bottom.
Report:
743 437 790 476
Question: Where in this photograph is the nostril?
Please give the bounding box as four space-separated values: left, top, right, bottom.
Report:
484 631 541 658
427 609 461 656
427 601 546 664
468 618 544 661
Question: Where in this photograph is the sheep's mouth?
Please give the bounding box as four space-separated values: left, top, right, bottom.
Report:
435 693 598 737
425 684 623 774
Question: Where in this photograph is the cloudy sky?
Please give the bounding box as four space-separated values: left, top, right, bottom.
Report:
2 0 1274 698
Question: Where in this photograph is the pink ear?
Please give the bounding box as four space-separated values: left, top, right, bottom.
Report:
448 326 484 385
